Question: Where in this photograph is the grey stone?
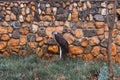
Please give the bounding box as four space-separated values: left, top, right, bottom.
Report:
70 22 77 30
11 21 21 28
83 29 97 37
49 22 55 26
40 4 46 11
54 3 61 7
0 13 4 21
57 8 64 14
34 10 40 22
12 29 20 39
100 39 108 48
94 14 104 21
11 7 20 16
56 14 67 21
37 27 46 37
42 45 48 54
27 33 36 42
84 45 92 54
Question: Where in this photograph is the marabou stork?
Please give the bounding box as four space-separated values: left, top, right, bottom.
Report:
52 31 69 60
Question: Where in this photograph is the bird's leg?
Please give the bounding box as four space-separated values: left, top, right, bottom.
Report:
59 47 62 59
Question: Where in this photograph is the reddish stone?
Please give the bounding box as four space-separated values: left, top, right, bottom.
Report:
8 39 19 46
48 45 58 54
91 46 100 56
95 22 104 28
0 42 7 50
20 27 29 35
1 34 10 41
83 54 93 61
111 43 117 56
80 37 89 47
20 35 27 46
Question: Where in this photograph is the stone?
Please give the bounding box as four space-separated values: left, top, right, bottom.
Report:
20 35 27 46
96 54 104 60
69 45 83 55
41 15 55 21
40 4 46 11
27 33 36 42
44 21 50 26
21 8 26 15
20 27 29 35
31 24 38 33
101 8 106 15
98 35 104 40
11 6 20 16
46 27 63 38
46 7 51 14
115 35 120 45
104 32 109 39
28 42 37 48
57 7 64 14
89 36 100 46
0 27 7 34
73 29 83 38
10 13 16 20
0 42 6 50
116 21 120 30
8 46 20 53
0 13 5 21
104 25 109 31
2 21 8 27
26 7 30 14
94 14 104 21
86 1 91 8
8 27 13 33
111 43 117 56
68 13 71 21
48 45 58 53
95 22 104 28
97 28 104 35
1 34 9 41
91 46 100 56
112 29 118 37
36 36 43 42
5 15 10 21
11 21 21 28
20 3 24 8
83 54 93 61
3 51 10 57
63 33 75 44
37 48 44 58
101 2 106 7
83 2 87 10
52 7 57 15
115 54 120 63
47 38 57 45
117 9 120 15
8 39 19 46
80 37 89 47
71 8 78 22
19 15 24 22
37 27 46 37
34 10 40 22
26 14 33 22
83 29 96 37
108 3 114 9
73 39 81 46
101 48 107 56
84 45 92 54
12 29 20 39
100 39 108 48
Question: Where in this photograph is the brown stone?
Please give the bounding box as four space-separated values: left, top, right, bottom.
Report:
104 32 109 39
48 45 58 53
36 36 43 42
80 37 89 47
95 22 104 28
115 54 120 63
46 7 51 14
1 34 9 41
41 15 55 21
3 51 10 57
8 27 13 33
83 54 93 61
10 13 16 20
116 21 120 30
101 48 107 56
74 29 83 38
91 46 100 56
89 36 100 46
5 15 10 21
8 46 20 52
46 27 63 38
115 35 120 45
26 14 33 22
63 33 75 44
97 28 104 35
28 42 37 48
71 8 78 22
0 27 8 34
2 21 8 27
117 9 120 15
108 3 114 9
0 42 6 50
31 6 35 11
21 8 26 15
20 27 29 35
111 43 117 56
96 54 104 60
104 25 109 31
112 29 118 37
20 35 27 46
8 39 19 46
69 45 83 55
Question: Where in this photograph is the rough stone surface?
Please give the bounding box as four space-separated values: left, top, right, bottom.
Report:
48 45 58 53
0 42 6 50
63 33 75 44
8 39 19 46
83 29 96 37
89 36 100 46
1 34 9 41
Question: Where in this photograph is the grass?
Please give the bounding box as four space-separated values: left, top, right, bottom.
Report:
0 54 120 80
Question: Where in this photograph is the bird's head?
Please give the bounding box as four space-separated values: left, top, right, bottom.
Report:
52 31 58 35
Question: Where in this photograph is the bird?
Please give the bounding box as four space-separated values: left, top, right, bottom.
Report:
52 31 69 60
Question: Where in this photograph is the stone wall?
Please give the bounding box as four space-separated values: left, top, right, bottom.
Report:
0 0 120 62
